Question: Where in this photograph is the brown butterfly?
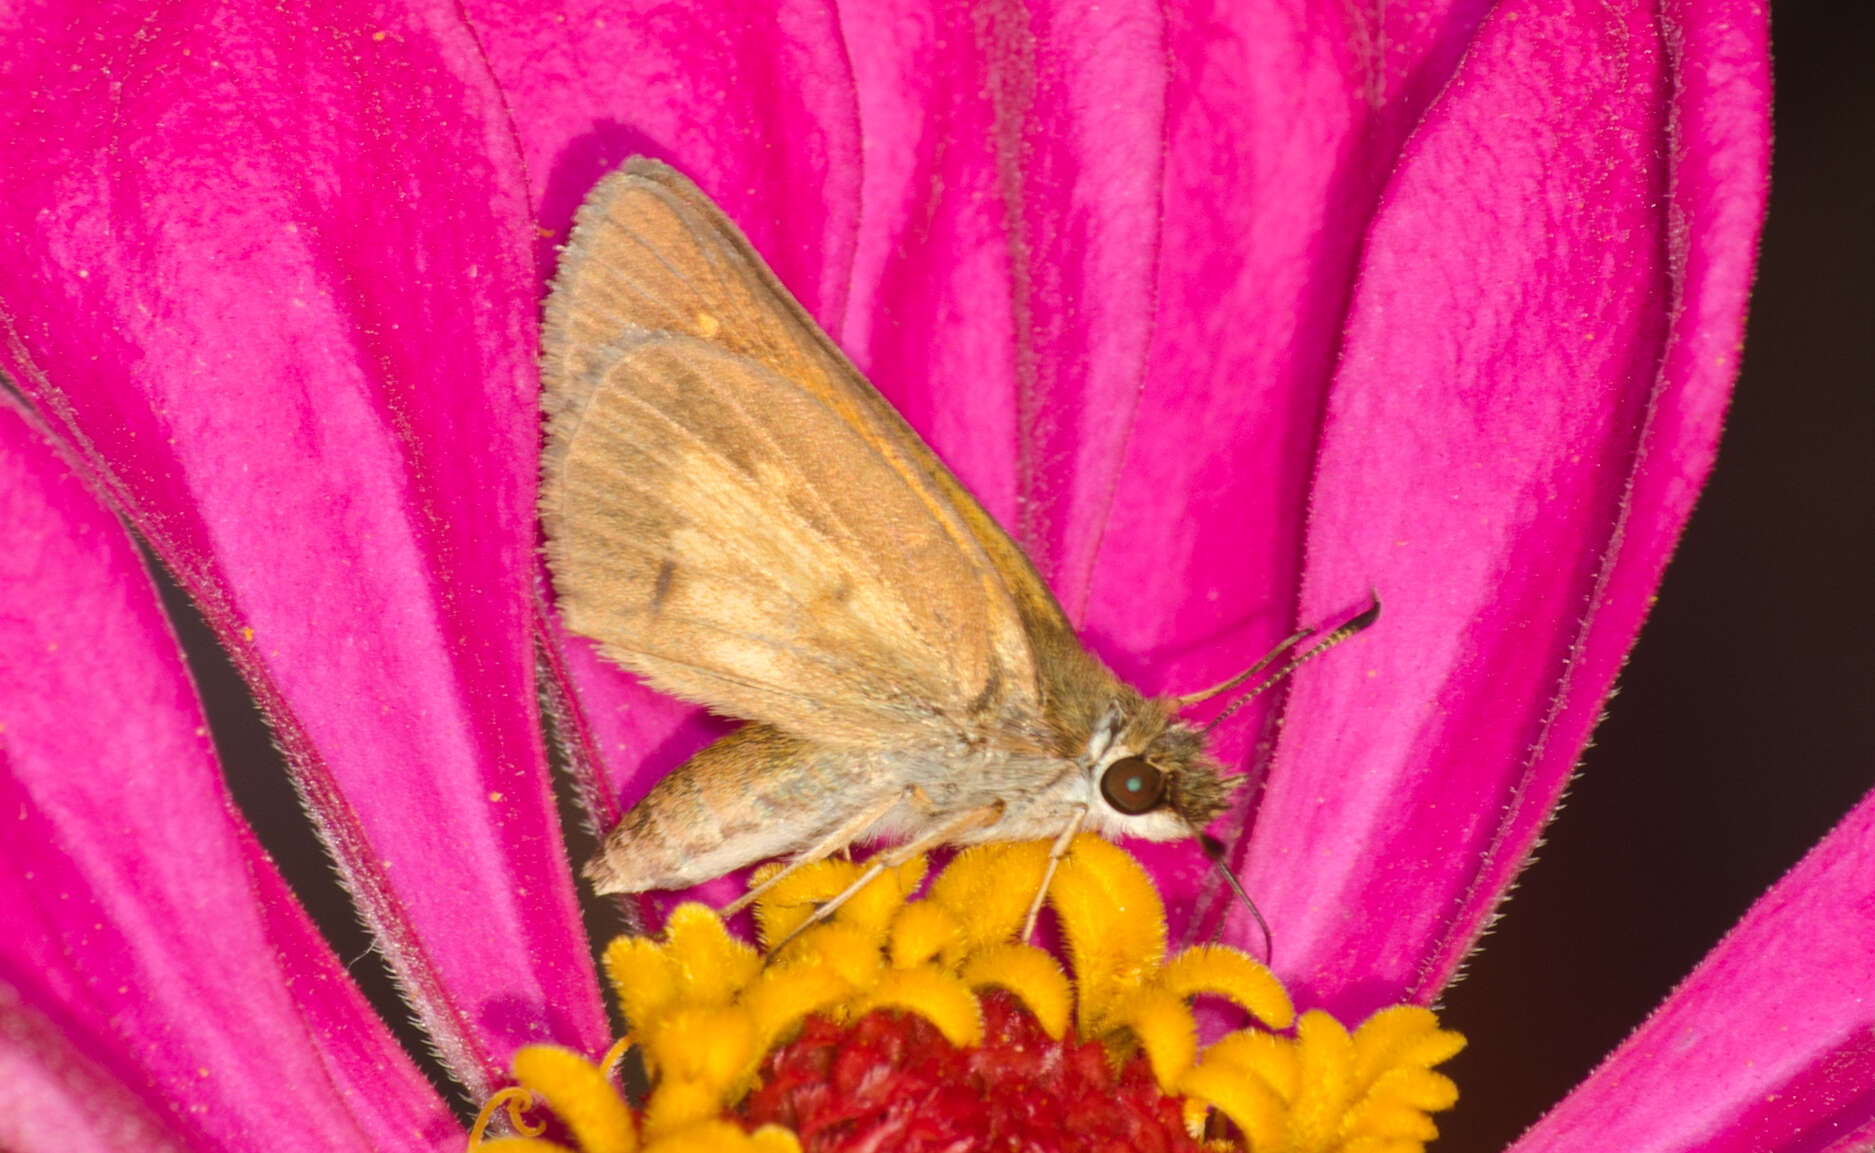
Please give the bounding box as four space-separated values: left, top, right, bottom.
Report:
539 159 1374 938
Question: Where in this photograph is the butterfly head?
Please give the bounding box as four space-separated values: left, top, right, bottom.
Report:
1081 699 1232 840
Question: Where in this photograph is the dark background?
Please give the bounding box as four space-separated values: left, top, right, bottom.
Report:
161 2 1873 1145
1436 3 1875 1146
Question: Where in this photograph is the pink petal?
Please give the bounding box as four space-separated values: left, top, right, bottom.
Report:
1510 785 1875 1153
1082 0 1499 942
0 401 458 1152
832 1 1019 534
463 2 867 876
0 2 606 1091
0 988 191 1153
1241 0 1769 1016
462 0 864 318
1086 0 1489 701
838 0 1166 614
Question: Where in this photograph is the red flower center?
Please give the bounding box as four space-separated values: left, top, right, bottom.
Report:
744 992 1203 1153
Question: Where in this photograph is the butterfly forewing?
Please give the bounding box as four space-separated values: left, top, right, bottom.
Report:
541 160 1059 748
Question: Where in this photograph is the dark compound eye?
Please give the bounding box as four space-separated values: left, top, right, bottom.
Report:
1099 755 1165 815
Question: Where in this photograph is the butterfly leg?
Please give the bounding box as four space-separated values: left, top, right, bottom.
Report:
768 802 1005 955
1021 805 1089 941
718 786 911 918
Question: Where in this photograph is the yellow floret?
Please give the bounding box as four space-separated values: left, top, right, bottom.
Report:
1204 1027 1302 1103
888 898 965 968
852 964 984 1048
770 922 884 989
1351 1005 1467 1084
959 942 1072 1040
662 903 761 1005
1289 1010 1359 1150
638 1077 723 1140
746 1126 804 1153
1342 1095 1442 1143
751 858 862 945
1159 944 1296 1030
1106 986 1199 1090
1180 1059 1289 1151
603 936 679 1030
739 964 856 1051
511 1046 638 1153
926 841 1050 950
639 1005 756 1089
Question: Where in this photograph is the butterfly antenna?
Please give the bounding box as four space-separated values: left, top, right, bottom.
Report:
1195 829 1272 963
1172 626 1316 709
1201 591 1382 736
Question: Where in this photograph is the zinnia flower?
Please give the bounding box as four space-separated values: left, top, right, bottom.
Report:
5 2 1858 1152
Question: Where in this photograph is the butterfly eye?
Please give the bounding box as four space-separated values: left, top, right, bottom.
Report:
1099 756 1164 815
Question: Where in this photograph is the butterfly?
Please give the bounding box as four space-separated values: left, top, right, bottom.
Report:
539 159 1374 940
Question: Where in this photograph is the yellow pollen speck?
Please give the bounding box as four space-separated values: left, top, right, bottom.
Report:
489 791 504 802
242 627 254 642
471 838 1464 1153
694 312 721 338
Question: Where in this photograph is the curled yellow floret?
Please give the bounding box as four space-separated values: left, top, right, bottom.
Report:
738 964 854 1051
470 835 1464 1153
853 964 983 1047
1161 944 1296 1030
959 942 1072 1040
510 1046 637 1153
887 897 965 968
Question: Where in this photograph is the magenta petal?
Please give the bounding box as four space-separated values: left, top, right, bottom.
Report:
1086 0 1489 699
0 988 191 1153
1510 786 1875 1153
463 0 864 318
1242 0 1768 1016
834 1 1019 528
836 0 1167 611
0 3 606 1089
1079 0 1496 941
0 403 458 1151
